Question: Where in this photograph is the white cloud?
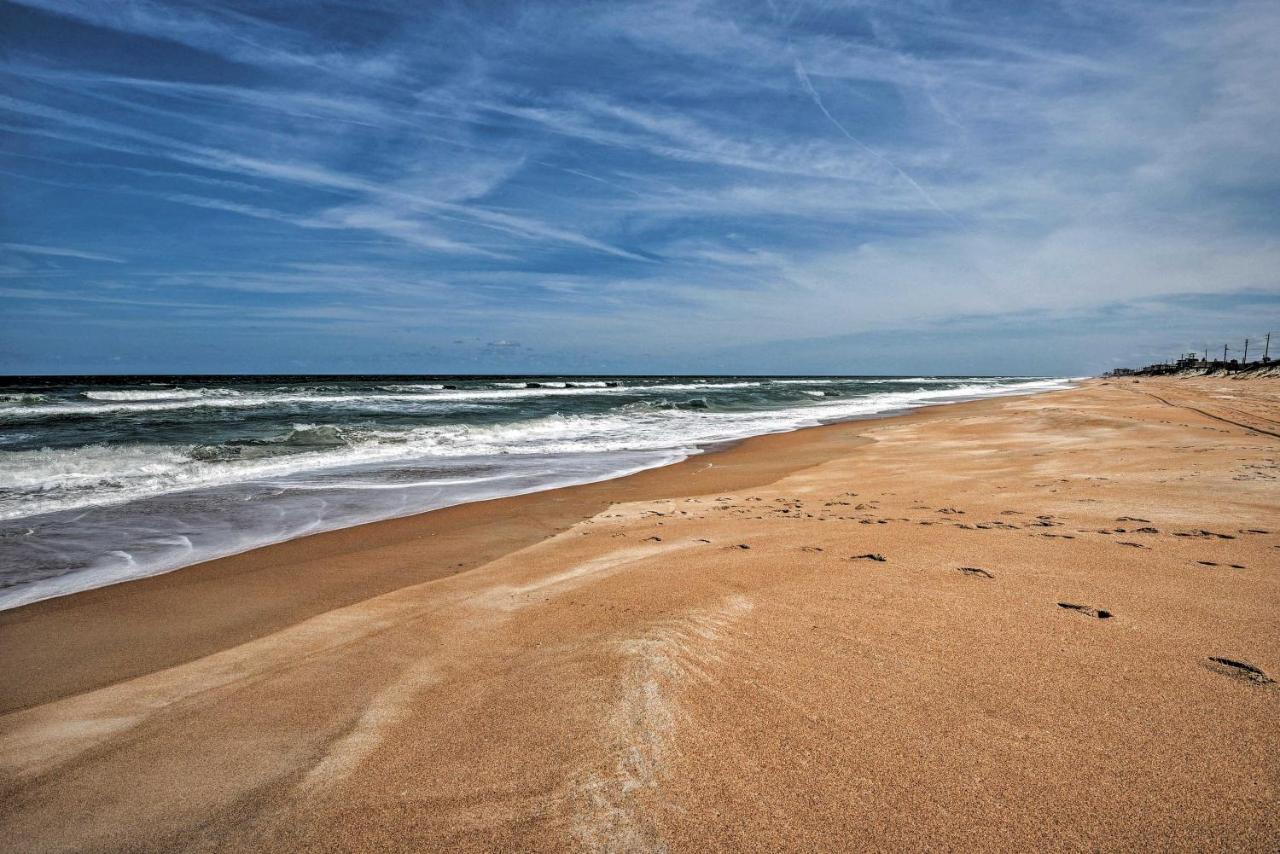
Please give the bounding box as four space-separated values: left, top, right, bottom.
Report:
1 242 126 263
3 0 1277 370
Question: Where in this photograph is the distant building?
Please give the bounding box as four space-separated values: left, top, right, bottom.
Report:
1106 332 1273 376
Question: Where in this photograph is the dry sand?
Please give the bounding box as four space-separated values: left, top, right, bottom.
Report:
1 377 1277 851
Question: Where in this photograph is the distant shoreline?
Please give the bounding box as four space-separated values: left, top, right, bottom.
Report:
1110 362 1279 379
0 372 1059 383
0 376 1074 612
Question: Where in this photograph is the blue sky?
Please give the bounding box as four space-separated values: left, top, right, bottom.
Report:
1 0 1277 375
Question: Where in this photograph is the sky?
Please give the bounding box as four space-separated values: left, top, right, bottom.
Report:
1 0 1277 376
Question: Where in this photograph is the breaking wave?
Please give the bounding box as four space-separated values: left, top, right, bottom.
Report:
82 388 236 401
0 377 1072 523
0 374 1079 608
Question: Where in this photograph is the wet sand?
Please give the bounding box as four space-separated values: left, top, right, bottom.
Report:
1 377 1277 851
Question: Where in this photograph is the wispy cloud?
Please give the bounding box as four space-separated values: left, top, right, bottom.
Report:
790 57 951 219
7 0 402 77
1 242 126 263
159 193 503 257
0 92 642 259
2 0 1277 372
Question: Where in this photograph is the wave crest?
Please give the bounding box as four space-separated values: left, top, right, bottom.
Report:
82 388 236 401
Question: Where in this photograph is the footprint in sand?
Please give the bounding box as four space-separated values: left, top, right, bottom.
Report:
957 566 994 579
1205 657 1275 686
1174 530 1237 540
1058 602 1113 620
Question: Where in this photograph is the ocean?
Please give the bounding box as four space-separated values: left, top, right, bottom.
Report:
0 374 1072 609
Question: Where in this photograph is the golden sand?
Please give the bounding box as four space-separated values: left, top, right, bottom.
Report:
1 377 1277 851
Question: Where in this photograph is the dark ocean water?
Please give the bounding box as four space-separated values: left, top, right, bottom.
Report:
0 374 1073 608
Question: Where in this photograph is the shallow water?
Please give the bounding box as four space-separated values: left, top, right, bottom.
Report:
0 374 1072 608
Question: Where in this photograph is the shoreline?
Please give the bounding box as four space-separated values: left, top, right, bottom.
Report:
0 388 1038 714
0 391 1008 711
2 375 1276 850
0 377 1075 616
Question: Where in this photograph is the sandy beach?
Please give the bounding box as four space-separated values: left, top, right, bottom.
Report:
1 377 1277 851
